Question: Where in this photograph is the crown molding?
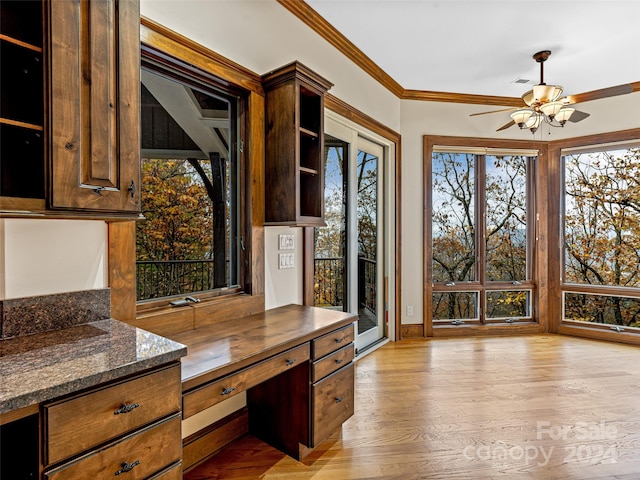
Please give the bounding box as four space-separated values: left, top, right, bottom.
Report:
276 0 404 98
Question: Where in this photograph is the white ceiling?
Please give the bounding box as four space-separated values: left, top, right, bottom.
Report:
305 0 640 98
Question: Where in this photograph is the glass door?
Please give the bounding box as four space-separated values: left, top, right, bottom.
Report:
353 137 384 349
313 118 387 353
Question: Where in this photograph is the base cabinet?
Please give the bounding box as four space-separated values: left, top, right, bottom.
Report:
247 323 355 459
311 363 354 447
42 363 182 479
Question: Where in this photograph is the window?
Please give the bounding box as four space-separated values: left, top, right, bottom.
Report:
562 143 640 330
429 147 536 325
136 65 242 302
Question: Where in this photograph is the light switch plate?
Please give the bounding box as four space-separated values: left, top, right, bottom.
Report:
278 253 295 269
279 234 294 250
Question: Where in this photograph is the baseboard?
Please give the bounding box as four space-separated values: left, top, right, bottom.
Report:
401 324 425 338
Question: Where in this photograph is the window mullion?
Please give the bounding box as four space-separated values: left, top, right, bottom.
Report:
477 154 487 323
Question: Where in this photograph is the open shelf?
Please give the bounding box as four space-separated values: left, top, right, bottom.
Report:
263 61 332 226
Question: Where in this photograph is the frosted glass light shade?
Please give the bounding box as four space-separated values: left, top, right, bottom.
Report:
539 101 565 120
555 107 575 125
511 108 534 127
533 84 563 103
525 112 542 132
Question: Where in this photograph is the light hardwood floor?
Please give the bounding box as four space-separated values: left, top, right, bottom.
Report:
185 335 640 479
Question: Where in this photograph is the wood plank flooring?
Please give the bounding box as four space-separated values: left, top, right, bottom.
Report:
185 335 640 479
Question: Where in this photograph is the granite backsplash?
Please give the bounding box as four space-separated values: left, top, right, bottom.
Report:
0 289 110 339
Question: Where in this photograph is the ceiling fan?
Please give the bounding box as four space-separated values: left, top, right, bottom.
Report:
472 50 634 133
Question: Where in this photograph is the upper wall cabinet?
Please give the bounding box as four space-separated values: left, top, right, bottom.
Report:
262 62 332 226
0 0 141 217
49 0 140 213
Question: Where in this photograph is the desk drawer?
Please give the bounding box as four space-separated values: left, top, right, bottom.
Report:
312 343 354 382
45 414 181 480
311 363 354 447
149 462 182 480
312 324 354 360
183 342 310 418
44 364 181 465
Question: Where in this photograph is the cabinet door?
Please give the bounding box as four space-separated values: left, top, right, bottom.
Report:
49 0 140 213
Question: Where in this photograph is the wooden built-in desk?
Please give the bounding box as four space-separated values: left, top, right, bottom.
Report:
170 304 357 468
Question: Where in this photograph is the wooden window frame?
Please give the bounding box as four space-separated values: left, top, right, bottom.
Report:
549 128 640 345
108 18 265 336
423 135 547 337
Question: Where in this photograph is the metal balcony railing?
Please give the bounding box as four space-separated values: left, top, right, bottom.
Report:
313 256 376 315
136 260 215 301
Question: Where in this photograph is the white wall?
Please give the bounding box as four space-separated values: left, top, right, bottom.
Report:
264 226 303 310
0 219 107 300
140 0 401 133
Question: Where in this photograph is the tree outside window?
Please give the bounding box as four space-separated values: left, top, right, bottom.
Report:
563 146 640 328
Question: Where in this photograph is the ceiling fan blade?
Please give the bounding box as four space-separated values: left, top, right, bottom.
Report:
570 83 633 103
568 110 590 123
496 120 515 131
470 107 516 117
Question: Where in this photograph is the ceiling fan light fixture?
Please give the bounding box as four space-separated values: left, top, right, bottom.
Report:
525 112 542 133
511 108 534 128
555 106 575 125
532 84 563 103
539 100 565 120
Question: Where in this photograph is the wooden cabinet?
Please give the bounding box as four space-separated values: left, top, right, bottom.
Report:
262 61 332 226
247 323 355 460
0 0 141 216
48 0 140 214
183 342 310 418
43 364 182 479
309 323 355 447
0 0 45 206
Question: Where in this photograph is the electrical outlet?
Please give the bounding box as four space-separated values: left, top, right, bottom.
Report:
279 234 294 250
407 305 414 316
278 253 295 269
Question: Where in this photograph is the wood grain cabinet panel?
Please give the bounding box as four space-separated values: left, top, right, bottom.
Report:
311 362 354 447
312 343 354 383
48 0 140 213
149 462 183 480
44 364 180 464
183 342 310 418
44 413 181 480
312 323 355 359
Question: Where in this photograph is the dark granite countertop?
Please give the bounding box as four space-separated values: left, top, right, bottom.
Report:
0 319 187 414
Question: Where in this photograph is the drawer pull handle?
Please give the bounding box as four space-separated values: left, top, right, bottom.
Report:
335 396 344 403
335 359 344 365
334 338 344 344
115 460 140 475
114 403 140 415
285 358 297 366
221 387 236 395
